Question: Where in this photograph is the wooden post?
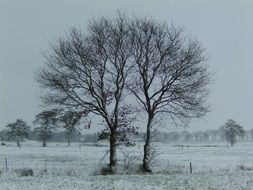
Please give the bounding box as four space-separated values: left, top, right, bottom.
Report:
190 162 192 174
5 158 8 171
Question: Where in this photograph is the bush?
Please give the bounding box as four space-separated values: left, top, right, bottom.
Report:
15 168 34 176
238 165 253 171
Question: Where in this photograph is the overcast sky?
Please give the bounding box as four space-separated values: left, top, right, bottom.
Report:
0 0 253 132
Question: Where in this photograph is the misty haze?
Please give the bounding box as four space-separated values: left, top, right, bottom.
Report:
1 1 253 190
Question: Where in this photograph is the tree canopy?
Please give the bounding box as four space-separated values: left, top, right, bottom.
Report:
6 119 30 147
220 119 245 146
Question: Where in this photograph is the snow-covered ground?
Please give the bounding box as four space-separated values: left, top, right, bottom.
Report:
1 141 253 189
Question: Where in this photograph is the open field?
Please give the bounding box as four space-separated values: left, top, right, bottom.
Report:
1 141 253 189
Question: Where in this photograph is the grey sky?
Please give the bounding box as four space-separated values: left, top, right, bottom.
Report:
0 0 253 131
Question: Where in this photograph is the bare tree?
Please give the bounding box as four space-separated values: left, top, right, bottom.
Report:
36 13 133 170
220 119 245 146
6 119 30 148
33 110 58 147
128 18 211 172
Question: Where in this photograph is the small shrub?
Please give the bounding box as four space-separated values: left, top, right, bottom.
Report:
100 166 116 175
122 151 143 174
238 165 253 171
92 164 118 175
65 169 77 176
15 168 34 176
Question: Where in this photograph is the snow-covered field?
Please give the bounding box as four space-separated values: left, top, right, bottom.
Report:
1 141 253 189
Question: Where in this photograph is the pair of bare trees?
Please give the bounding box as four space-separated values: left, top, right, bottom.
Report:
33 110 84 147
36 13 211 172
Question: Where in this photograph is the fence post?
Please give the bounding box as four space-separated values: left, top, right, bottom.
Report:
190 162 192 174
5 158 8 171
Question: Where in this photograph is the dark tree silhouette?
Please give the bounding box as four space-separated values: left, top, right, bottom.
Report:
36 12 211 172
33 110 58 147
6 119 30 148
220 119 245 146
36 13 134 170
128 18 211 172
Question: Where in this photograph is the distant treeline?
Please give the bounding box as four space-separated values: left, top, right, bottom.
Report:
152 129 253 143
1 128 253 144
0 129 99 143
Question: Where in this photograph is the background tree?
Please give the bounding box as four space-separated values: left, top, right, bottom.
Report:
0 129 9 142
33 110 58 147
220 119 245 146
128 18 211 172
36 13 133 170
250 129 253 141
59 111 83 146
6 119 30 148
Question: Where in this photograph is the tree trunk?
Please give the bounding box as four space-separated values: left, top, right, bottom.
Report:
42 135 46 147
143 114 153 173
17 140 20 148
109 127 117 170
67 133 71 146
